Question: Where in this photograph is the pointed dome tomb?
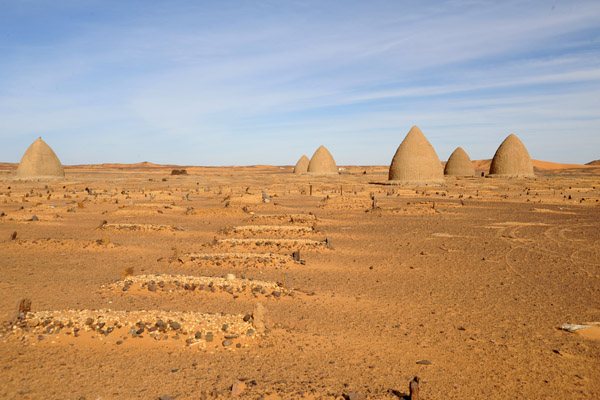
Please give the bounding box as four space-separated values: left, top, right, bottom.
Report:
444 147 475 177
488 134 534 177
307 146 338 175
16 137 64 178
294 155 309 174
388 126 444 184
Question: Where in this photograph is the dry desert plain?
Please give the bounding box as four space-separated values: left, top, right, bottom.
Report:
0 160 599 399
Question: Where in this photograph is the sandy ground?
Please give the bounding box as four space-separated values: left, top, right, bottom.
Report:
0 162 599 399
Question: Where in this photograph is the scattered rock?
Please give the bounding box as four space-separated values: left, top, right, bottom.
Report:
416 360 431 365
231 380 246 397
155 320 167 331
345 392 366 400
222 339 233 347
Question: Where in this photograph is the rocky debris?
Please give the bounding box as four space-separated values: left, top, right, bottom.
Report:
416 360 431 365
147 283 158 292
183 252 297 269
0 309 255 350
99 223 178 232
248 213 317 224
103 274 292 299
215 237 329 251
230 225 314 233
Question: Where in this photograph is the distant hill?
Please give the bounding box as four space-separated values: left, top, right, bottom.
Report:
586 160 600 166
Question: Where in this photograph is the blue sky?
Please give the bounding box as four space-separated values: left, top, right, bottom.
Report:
1 0 599 165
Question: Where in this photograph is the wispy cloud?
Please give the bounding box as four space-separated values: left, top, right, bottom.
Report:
1 0 599 165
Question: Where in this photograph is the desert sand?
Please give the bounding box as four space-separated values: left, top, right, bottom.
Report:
1 161 599 399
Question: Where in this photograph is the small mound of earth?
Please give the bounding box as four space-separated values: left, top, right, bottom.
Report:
222 224 318 238
180 252 297 269
99 223 184 232
120 203 185 211
248 213 317 224
0 214 61 222
185 207 246 217
110 209 170 216
1 309 256 350
212 238 328 251
2 238 117 250
225 193 265 205
369 201 447 215
103 274 292 300
319 196 371 210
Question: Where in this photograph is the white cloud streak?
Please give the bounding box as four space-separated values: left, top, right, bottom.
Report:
1 0 599 165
